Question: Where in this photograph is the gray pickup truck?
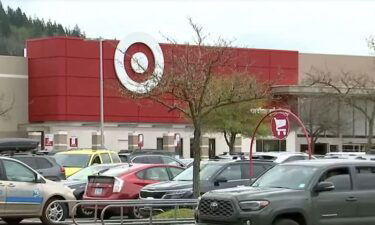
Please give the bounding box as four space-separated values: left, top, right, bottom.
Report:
196 159 375 225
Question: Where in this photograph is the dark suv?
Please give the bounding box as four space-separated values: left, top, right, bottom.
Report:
11 154 66 181
140 160 274 199
196 159 375 225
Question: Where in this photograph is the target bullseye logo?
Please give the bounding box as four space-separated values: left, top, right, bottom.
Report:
114 33 164 94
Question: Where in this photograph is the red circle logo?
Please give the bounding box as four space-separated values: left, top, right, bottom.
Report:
271 113 290 140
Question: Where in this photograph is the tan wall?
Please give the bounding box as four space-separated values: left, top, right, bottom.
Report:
0 55 28 138
299 53 375 84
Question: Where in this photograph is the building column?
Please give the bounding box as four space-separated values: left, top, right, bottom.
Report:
286 130 297 152
54 131 68 152
163 133 175 153
234 135 242 153
27 132 42 150
92 131 104 150
201 136 209 159
128 132 139 151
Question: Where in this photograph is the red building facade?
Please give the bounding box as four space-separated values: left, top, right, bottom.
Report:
27 37 298 124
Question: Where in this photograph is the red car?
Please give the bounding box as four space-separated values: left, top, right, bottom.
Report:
83 163 184 218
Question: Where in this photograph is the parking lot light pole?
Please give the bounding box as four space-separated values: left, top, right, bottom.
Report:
99 38 105 149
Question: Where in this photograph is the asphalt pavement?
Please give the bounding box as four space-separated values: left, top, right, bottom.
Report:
0 218 99 225
0 218 196 225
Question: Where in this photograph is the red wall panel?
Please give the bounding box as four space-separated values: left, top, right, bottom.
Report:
26 38 67 58
66 39 99 58
67 96 99 116
28 58 67 77
270 51 298 69
104 98 139 117
29 77 66 96
29 96 67 116
67 58 99 78
27 37 298 124
67 77 99 97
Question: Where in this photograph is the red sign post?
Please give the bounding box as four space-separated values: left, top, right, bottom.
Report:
249 109 313 179
271 113 290 140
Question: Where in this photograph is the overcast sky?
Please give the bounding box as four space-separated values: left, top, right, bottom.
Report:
2 0 375 56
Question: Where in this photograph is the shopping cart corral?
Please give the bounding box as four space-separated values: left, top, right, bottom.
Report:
51 199 198 225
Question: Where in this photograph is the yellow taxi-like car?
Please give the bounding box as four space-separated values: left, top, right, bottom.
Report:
54 149 121 177
0 157 76 225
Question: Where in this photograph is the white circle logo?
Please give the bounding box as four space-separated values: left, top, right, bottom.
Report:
114 33 164 94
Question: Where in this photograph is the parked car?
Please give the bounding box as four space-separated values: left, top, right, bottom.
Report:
83 163 185 219
252 152 314 163
0 156 76 225
62 163 125 217
11 154 66 181
54 149 122 177
214 152 248 160
119 152 187 168
196 159 375 225
179 158 194 167
324 151 365 159
140 159 275 200
0 138 66 181
354 154 375 161
118 149 178 162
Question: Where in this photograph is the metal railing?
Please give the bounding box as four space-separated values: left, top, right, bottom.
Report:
52 199 198 225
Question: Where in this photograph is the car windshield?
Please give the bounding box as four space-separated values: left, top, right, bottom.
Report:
101 165 130 177
252 165 318 190
173 163 223 181
54 154 90 168
68 165 114 181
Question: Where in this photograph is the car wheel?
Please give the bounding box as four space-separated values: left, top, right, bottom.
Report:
77 205 94 218
129 206 144 219
1 218 23 224
274 218 300 225
40 198 68 225
96 210 112 220
76 195 94 218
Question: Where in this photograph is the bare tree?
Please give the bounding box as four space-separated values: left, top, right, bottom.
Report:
298 95 349 153
203 100 269 154
307 67 375 152
118 19 270 197
0 93 14 118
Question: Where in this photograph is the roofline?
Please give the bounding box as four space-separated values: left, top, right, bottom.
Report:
271 85 375 96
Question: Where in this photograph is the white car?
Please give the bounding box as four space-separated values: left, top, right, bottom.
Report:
252 152 314 163
0 157 76 225
324 152 366 159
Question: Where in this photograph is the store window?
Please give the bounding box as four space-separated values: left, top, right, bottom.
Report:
256 140 286 152
209 139 216 159
342 144 365 152
157 138 163 150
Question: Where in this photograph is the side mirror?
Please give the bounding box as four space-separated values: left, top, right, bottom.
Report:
214 177 228 186
315 181 335 192
35 174 45 183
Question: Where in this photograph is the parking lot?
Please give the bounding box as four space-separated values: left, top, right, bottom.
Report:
0 218 196 225
0 218 87 225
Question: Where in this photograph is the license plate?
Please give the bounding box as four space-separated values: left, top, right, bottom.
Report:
94 188 103 195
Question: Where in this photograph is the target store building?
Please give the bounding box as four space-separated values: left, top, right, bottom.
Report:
0 34 374 157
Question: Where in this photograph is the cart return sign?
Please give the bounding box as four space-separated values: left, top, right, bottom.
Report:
271 113 290 140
